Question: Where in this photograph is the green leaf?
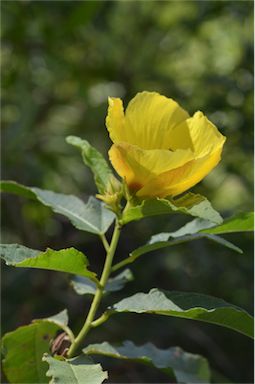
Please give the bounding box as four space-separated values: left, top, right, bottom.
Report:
121 192 222 225
201 212 254 234
71 269 133 296
71 276 97 296
112 289 253 338
112 217 243 272
2 310 71 384
106 269 134 292
0 180 115 234
42 354 108 384
66 135 115 195
0 180 36 199
136 212 253 258
162 212 254 239
149 233 242 253
112 233 242 271
45 309 74 341
83 341 210 383
0 244 99 283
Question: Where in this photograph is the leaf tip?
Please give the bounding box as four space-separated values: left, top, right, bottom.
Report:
66 135 82 147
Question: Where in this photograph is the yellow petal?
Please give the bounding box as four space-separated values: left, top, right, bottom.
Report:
109 142 194 192
137 145 224 198
105 97 127 143
171 111 226 157
125 91 190 149
105 92 190 149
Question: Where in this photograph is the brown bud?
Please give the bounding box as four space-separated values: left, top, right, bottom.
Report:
50 332 71 357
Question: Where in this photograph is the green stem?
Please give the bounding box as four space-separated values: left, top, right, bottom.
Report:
99 234 110 252
91 311 111 328
67 220 121 358
111 257 132 272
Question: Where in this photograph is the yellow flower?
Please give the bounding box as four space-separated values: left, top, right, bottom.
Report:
106 91 226 198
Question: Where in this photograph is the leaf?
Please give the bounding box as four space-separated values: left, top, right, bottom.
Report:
66 135 115 195
106 269 134 292
148 233 242 254
71 276 97 296
0 244 99 283
201 212 254 234
162 212 254 239
112 217 243 271
0 180 115 235
135 212 253 258
0 180 36 199
112 289 253 339
45 309 74 340
113 233 242 271
45 309 69 327
133 235 240 270
121 192 222 225
43 354 108 384
71 269 133 296
83 341 210 383
1 310 71 384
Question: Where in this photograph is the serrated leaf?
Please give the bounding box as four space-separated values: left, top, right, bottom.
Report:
71 269 133 296
121 192 222 225
2 311 71 384
66 135 115 195
0 181 115 234
83 341 210 383
0 244 99 283
112 289 253 338
43 354 108 384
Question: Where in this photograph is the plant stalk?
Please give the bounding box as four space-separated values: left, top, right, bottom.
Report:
99 234 110 252
67 220 121 358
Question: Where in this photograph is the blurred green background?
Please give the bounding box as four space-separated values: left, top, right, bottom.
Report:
1 1 253 383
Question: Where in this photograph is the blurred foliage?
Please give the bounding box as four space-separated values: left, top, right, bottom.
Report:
1 1 253 383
